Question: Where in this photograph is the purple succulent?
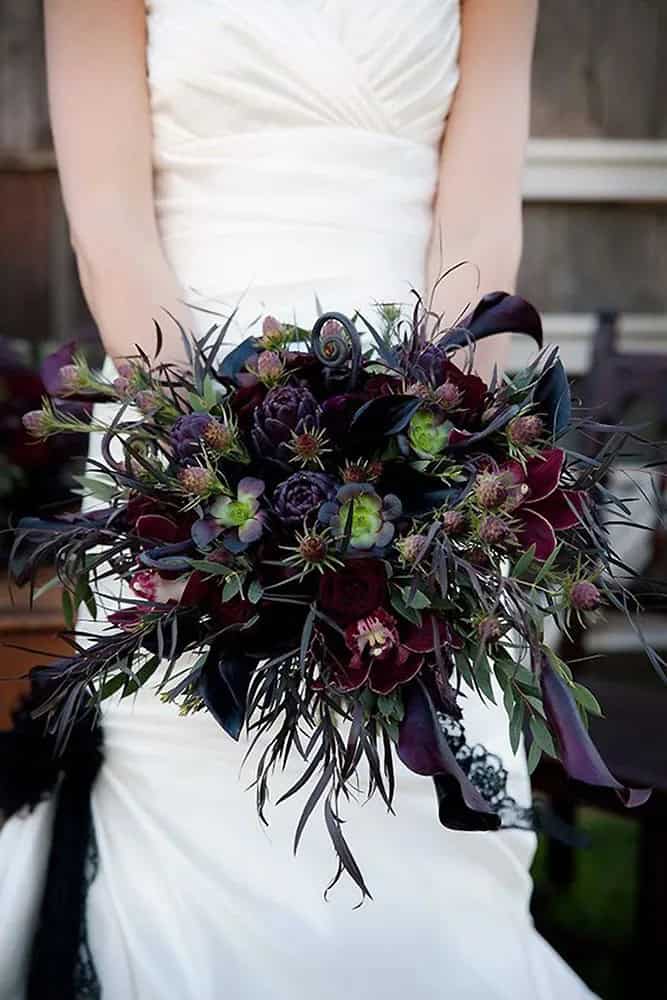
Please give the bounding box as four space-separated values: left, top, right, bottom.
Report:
272 471 337 527
318 483 401 551
252 385 321 462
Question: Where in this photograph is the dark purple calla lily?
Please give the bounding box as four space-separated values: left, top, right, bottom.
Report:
397 680 500 830
444 292 543 351
503 449 585 560
538 652 650 807
40 341 111 402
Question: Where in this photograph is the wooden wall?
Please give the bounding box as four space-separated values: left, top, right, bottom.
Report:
1 0 666 355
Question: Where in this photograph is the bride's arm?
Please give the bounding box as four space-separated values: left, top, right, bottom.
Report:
44 0 190 363
426 0 538 379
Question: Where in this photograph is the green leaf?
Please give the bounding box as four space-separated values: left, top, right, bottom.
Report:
247 579 264 604
511 544 536 580
509 700 524 755
390 588 422 626
99 672 127 700
71 473 118 501
572 682 603 717
529 715 556 757
61 589 75 630
222 575 242 602
121 656 160 698
532 542 562 587
527 740 542 775
188 559 235 578
401 586 431 610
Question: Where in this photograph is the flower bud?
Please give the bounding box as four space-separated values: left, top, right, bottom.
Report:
113 376 131 397
397 533 428 563
475 472 507 509
202 417 234 452
508 414 544 447
570 580 601 611
477 616 504 643
22 409 50 438
478 515 510 545
434 380 463 411
135 390 159 414
178 466 218 496
442 509 466 536
58 363 83 393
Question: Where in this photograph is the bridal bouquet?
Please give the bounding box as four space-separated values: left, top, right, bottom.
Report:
12 290 656 895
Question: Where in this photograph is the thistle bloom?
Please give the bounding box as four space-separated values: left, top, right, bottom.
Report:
569 580 601 611
318 483 401 551
210 477 266 546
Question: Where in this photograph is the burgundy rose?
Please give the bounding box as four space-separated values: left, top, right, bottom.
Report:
320 393 366 439
318 558 388 625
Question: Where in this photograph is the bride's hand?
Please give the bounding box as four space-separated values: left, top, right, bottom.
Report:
425 0 538 381
45 0 193 365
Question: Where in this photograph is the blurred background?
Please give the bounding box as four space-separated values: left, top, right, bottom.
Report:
1 3 666 997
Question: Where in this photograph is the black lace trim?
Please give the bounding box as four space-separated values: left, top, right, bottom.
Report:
74 827 101 999
439 714 535 830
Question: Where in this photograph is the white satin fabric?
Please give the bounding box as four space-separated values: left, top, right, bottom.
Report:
1 2 597 997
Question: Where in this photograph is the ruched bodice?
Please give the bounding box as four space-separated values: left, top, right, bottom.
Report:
146 0 460 336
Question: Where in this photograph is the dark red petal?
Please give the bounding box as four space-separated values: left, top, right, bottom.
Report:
539 652 650 808
397 681 500 830
135 514 181 543
330 655 371 693
531 489 584 532
369 650 422 695
40 341 76 396
524 449 565 503
401 615 450 654
517 508 557 561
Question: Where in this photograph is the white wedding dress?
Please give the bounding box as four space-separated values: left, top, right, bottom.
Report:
1 2 597 997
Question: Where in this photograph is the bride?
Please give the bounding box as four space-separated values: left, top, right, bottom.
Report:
1 1 598 997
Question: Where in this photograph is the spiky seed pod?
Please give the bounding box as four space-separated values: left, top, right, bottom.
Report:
178 466 217 496
442 509 466 536
434 380 463 411
478 515 511 546
475 472 507 509
202 417 234 453
397 533 428 563
342 460 383 484
570 580 601 611
508 414 544 447
171 413 222 461
135 390 159 414
299 534 328 564
477 616 504 642
22 410 51 438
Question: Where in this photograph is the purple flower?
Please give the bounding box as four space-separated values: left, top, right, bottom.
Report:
210 477 266 548
318 483 401 551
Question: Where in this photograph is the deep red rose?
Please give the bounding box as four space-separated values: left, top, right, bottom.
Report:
229 381 267 429
318 558 388 625
320 393 366 439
